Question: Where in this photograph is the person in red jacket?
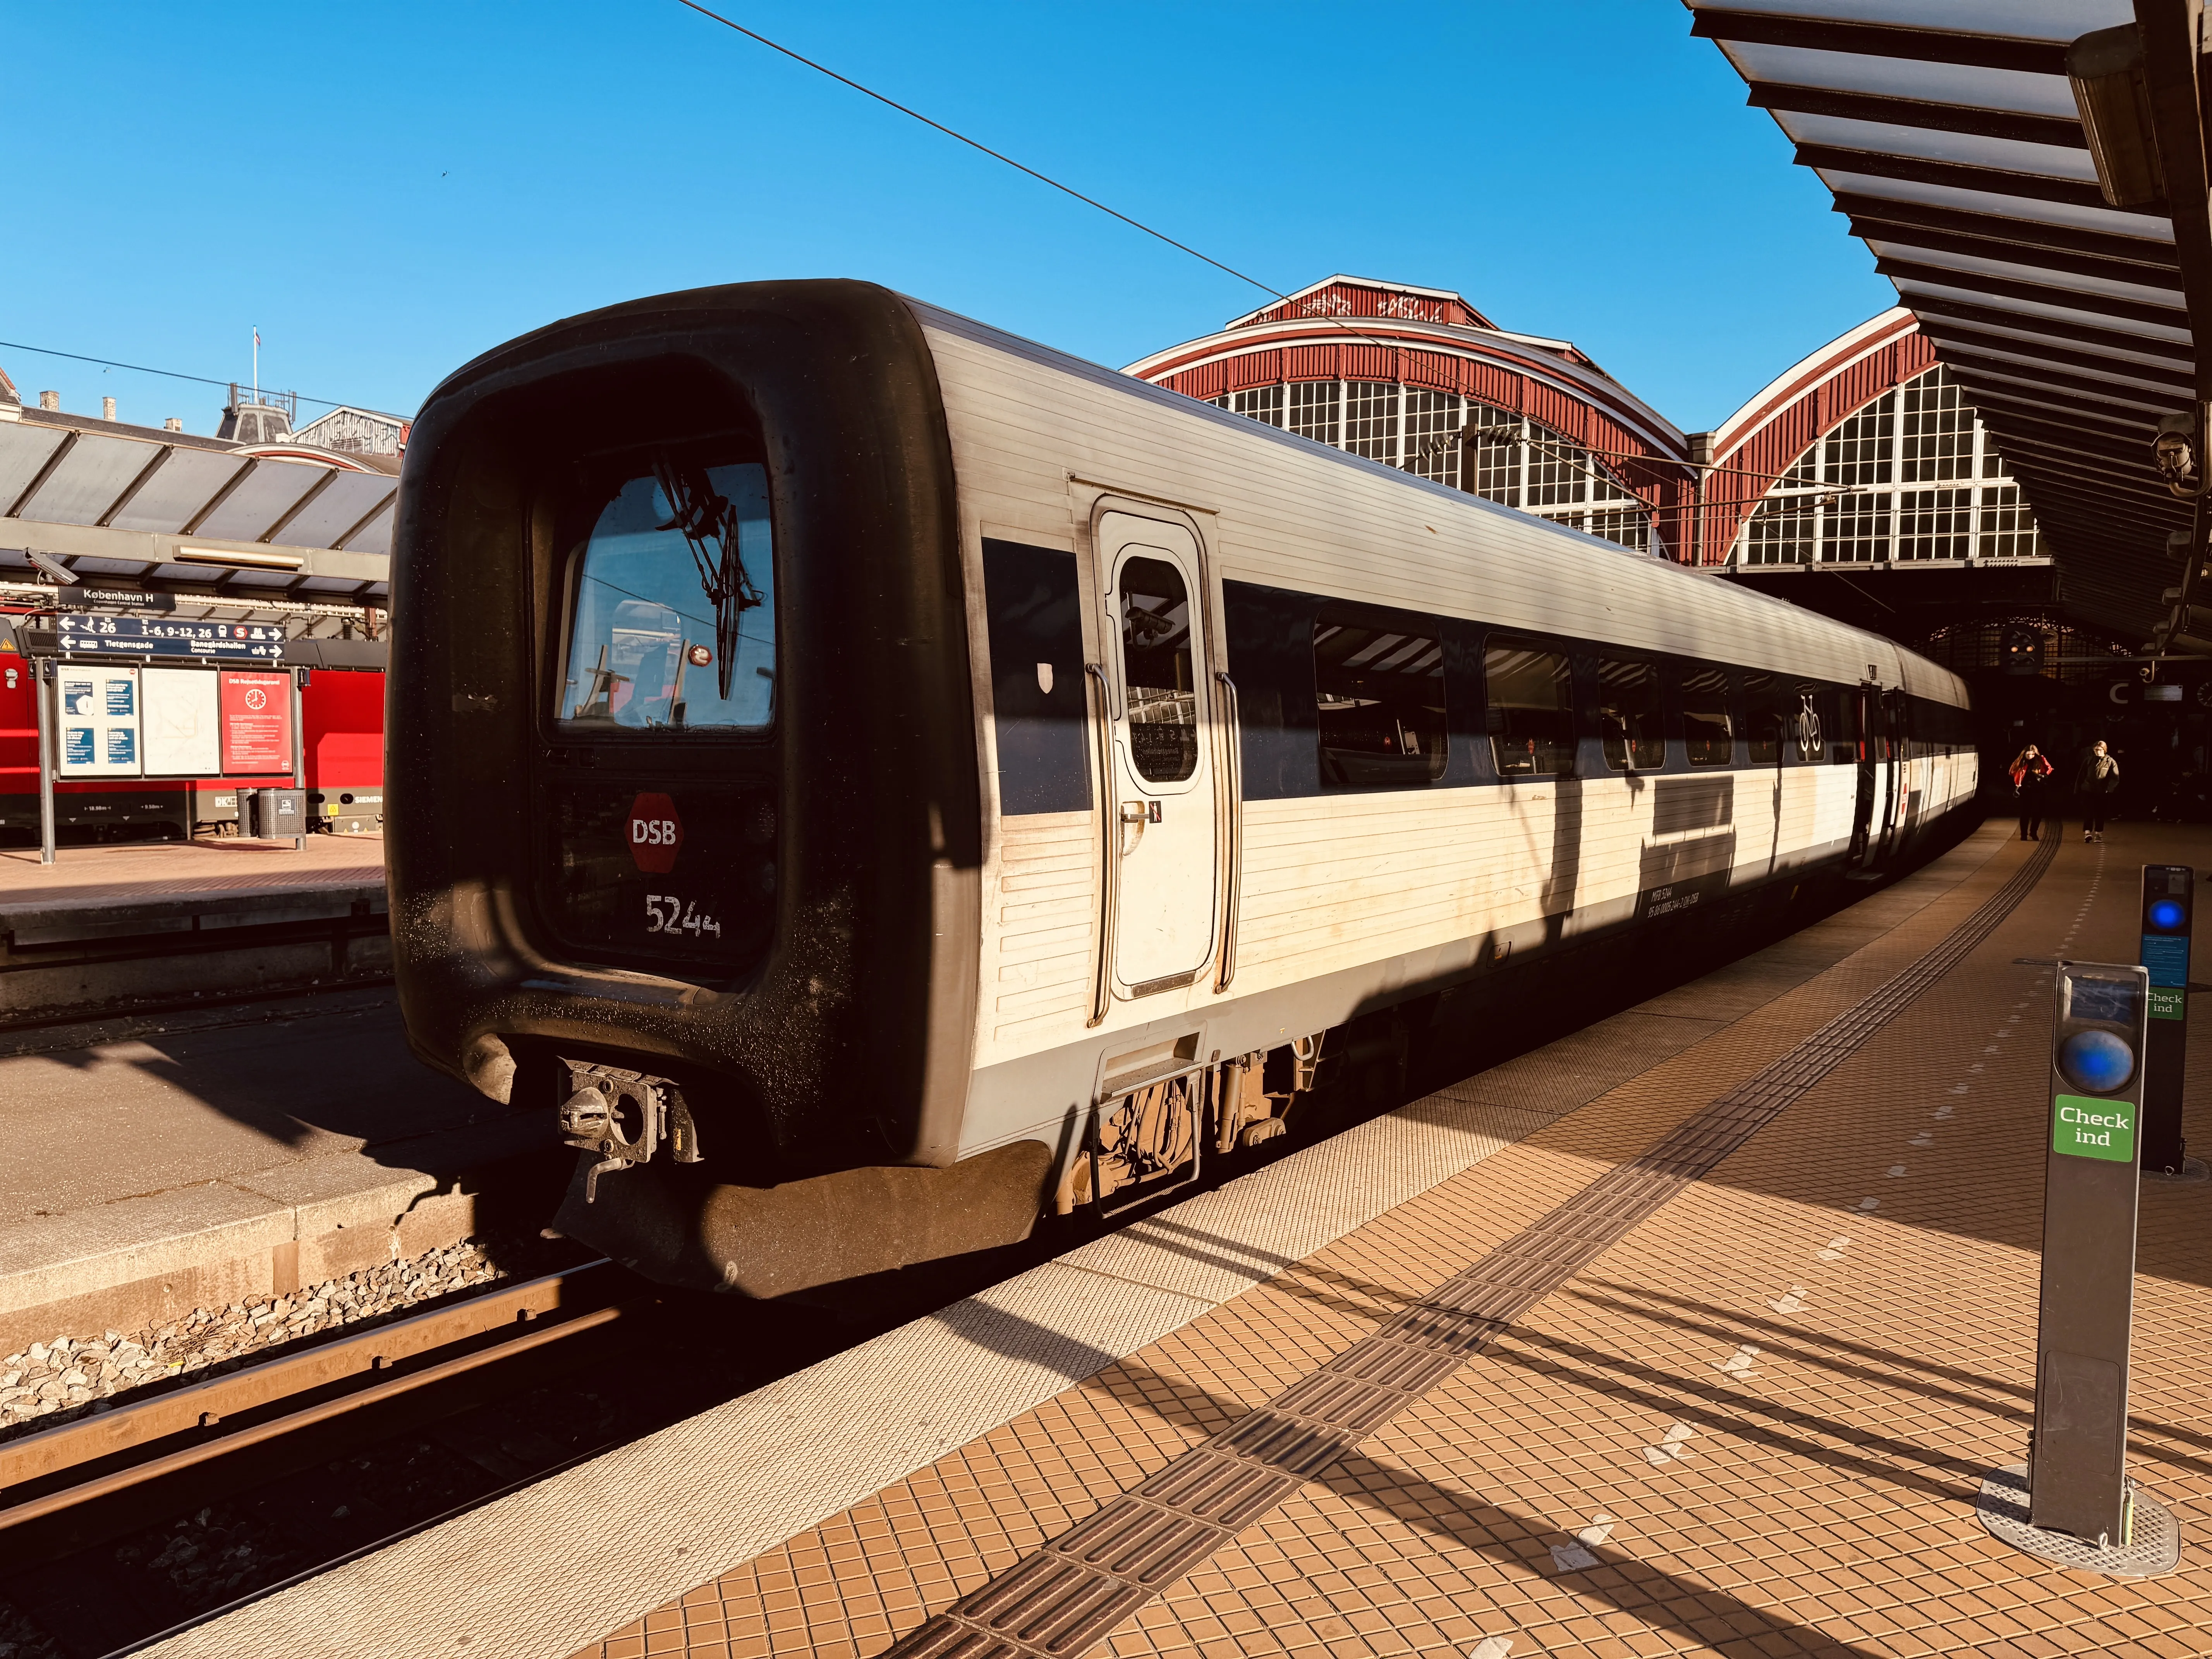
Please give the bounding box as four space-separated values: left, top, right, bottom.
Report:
2010 744 2054 841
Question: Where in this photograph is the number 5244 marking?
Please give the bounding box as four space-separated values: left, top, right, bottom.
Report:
644 894 722 938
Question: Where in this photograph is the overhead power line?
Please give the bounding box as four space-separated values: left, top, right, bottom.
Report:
666 2 1686 524
670 1 1286 300
0 339 361 413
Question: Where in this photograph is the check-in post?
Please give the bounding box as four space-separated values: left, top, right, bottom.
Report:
2032 960 2149 1546
2138 866 2193 1175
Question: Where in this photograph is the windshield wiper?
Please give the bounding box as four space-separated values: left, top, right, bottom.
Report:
651 453 764 701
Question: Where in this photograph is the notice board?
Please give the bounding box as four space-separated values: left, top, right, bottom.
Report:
58 665 141 777
219 671 293 775
143 668 222 776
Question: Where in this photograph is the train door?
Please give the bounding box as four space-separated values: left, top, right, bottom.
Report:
1876 689 1906 862
1097 512 1218 996
1848 680 1877 869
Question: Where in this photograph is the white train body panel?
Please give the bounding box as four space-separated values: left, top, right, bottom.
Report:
912 304 1977 1164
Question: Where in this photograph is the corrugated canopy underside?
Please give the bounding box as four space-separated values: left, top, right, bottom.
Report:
1685 0 2191 642
0 419 393 603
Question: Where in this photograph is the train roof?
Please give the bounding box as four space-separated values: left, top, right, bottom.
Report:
408 278 1968 709
905 294 1971 709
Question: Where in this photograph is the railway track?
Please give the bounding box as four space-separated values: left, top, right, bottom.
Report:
0 1259 654 1657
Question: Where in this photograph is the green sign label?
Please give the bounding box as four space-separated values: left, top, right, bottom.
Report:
2149 987 2186 1022
2054 1095 2136 1162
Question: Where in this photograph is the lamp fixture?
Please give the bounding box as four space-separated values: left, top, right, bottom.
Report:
172 546 306 572
25 550 77 585
2068 24 2166 209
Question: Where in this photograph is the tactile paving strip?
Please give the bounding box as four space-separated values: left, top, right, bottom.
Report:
884 836 2061 1659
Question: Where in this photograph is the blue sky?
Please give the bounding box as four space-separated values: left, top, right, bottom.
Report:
5 2 1893 439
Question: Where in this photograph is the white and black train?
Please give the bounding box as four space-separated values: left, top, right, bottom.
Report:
388 280 1979 1297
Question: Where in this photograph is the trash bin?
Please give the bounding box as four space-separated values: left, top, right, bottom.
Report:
247 788 306 838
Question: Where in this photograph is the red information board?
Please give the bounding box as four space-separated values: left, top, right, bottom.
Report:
220 672 294 775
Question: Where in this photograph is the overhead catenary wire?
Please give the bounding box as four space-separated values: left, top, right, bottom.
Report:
675 0 1631 445
668 1 1507 424
0 339 362 414
680 3 1789 549
670 1 1286 301
14 22 1798 520
16 12 1800 554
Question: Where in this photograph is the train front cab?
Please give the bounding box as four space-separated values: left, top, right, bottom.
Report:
388 281 1025 1298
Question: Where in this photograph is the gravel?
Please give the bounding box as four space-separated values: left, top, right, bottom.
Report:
0 1233 578 1443
0 1597 64 1659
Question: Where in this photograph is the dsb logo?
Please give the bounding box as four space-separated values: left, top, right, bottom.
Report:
627 793 683 873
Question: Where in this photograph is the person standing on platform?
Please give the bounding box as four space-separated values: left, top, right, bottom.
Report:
2010 744 2053 841
2076 739 2120 842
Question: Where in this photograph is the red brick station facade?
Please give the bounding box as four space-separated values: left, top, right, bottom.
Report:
1126 275 2046 587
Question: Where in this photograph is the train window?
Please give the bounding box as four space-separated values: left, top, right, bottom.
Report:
1830 684 1858 764
1681 666 1734 766
1925 698 1969 750
1484 637 1574 778
1118 556 1199 783
1595 659 1664 771
1313 607 1447 786
1743 671 1780 764
556 458 775 733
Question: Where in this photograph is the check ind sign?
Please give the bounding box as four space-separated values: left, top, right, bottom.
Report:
2053 1096 2135 1162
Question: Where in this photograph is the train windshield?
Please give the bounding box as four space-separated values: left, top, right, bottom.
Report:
557 459 775 733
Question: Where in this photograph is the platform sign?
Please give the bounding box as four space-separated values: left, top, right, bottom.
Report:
56 664 141 777
58 619 287 663
56 615 287 661
2032 960 2149 1547
218 671 293 775
2138 866 2193 1174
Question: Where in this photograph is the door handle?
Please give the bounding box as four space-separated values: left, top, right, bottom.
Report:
1117 799 1158 857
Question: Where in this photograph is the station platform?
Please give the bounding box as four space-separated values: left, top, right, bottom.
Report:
147 819 2212 1659
0 833 383 908
0 836 388 1024
0 986 554 1363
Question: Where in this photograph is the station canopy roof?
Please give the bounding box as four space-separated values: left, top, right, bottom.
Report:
1684 0 2212 648
0 404 393 607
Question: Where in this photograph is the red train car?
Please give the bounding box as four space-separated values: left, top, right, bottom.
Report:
300 655 386 835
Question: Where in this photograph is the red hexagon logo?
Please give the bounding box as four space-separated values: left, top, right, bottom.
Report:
627 793 683 874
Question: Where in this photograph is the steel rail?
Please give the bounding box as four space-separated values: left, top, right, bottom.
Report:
0 1258 629 1522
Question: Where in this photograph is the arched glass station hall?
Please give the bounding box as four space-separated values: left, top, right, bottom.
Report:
1127 275 2049 584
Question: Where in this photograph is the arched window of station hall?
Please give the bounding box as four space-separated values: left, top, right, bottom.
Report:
1734 366 2042 569
1210 382 1655 552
